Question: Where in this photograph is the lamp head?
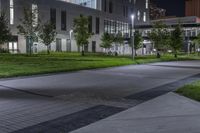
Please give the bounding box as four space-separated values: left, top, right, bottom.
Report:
131 14 134 19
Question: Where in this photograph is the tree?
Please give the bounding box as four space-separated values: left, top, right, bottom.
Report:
114 32 124 55
169 24 183 58
100 33 114 54
73 14 91 56
148 21 169 58
38 21 57 54
133 30 143 56
192 33 200 55
17 6 40 55
0 12 11 46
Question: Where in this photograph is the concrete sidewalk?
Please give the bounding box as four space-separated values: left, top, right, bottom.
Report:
1 61 200 132
71 92 200 133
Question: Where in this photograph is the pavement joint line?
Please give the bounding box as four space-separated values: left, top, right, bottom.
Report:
0 70 89 82
0 63 200 132
125 73 200 102
0 61 193 82
12 105 125 133
149 64 200 69
105 113 200 121
9 73 200 133
0 85 53 98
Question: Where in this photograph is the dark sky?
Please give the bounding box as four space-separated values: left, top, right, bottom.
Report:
153 0 185 17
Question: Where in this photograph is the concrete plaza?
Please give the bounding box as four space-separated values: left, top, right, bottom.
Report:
0 61 200 132
72 92 200 133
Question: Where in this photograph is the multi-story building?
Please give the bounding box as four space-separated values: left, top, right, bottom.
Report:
137 16 200 54
149 2 166 20
185 0 200 17
186 0 200 18
0 0 149 54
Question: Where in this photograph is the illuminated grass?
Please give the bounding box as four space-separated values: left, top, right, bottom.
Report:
0 52 199 78
176 81 200 102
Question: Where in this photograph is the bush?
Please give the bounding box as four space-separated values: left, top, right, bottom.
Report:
0 48 9 53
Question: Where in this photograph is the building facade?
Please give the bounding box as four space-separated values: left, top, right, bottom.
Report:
149 2 166 20
0 0 149 54
137 16 200 54
186 0 200 18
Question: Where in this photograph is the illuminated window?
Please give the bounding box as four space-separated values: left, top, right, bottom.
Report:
9 36 18 53
143 12 146 22
104 19 129 36
10 0 14 25
137 10 140 20
60 0 98 9
32 4 38 27
146 0 148 9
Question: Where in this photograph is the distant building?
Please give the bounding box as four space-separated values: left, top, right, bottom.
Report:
0 0 150 54
151 0 185 17
136 16 200 54
185 0 200 18
149 2 166 20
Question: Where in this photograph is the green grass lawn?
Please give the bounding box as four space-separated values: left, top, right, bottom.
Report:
176 81 200 102
0 52 199 78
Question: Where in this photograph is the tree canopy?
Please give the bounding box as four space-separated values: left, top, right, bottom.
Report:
38 21 57 54
169 24 183 58
0 12 11 45
134 30 143 50
73 14 91 55
100 33 114 51
148 21 170 58
17 7 40 54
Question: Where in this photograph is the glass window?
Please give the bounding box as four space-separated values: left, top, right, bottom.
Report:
61 0 98 10
143 12 146 22
9 42 13 50
96 17 100 34
103 0 107 12
10 0 14 25
109 0 113 13
61 10 67 30
32 4 38 27
104 19 128 36
146 0 148 9
9 36 18 52
88 16 93 33
50 8 56 29
137 10 140 20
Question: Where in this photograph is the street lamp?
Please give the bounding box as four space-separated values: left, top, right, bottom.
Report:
131 14 135 60
70 29 73 39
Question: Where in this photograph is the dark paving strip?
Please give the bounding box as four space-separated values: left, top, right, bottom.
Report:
12 105 125 133
125 74 200 101
0 85 53 98
150 65 200 69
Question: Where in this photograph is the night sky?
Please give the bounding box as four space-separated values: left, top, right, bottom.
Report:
153 0 185 17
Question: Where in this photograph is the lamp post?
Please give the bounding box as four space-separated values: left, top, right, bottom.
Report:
131 14 135 60
70 30 73 40
69 29 73 51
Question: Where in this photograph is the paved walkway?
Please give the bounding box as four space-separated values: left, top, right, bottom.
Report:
71 92 200 133
0 61 199 132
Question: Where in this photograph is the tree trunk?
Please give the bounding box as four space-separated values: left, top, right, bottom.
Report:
174 50 178 58
135 49 137 57
47 45 50 54
123 46 125 56
174 53 177 58
131 46 134 60
156 51 161 58
81 46 85 56
28 37 33 55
